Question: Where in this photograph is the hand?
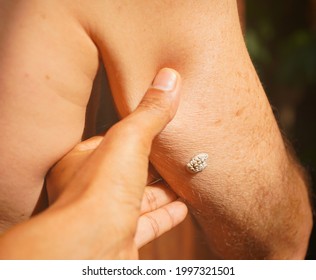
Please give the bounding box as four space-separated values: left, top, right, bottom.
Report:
45 68 187 258
47 141 186 250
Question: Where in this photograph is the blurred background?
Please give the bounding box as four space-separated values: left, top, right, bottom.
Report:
244 0 316 259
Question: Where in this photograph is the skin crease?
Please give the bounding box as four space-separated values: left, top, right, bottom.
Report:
0 0 312 259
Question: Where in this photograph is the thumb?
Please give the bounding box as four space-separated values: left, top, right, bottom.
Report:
83 68 181 201
122 67 181 145
97 68 181 157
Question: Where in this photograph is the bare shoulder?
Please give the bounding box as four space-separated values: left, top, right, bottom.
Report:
0 1 98 80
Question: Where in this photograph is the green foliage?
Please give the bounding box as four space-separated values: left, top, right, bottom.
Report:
245 0 316 90
277 31 316 87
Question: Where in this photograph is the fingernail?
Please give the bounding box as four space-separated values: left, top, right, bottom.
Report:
152 68 178 91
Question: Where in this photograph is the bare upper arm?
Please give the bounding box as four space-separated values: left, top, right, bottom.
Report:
87 0 278 192
0 0 98 227
86 0 311 258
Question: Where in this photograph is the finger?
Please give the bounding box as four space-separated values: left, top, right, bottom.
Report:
134 201 188 249
73 136 103 152
47 136 104 203
140 183 178 215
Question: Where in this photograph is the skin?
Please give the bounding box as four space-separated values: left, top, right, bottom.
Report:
0 0 312 259
0 69 188 259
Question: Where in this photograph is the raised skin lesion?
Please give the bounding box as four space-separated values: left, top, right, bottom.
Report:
186 153 209 174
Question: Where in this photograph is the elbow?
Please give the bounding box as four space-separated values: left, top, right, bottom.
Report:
269 198 313 260
288 208 313 260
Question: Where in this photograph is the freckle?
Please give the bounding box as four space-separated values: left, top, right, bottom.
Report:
214 119 222 125
41 14 47 20
45 75 50 80
235 107 245 117
198 102 208 110
24 73 29 78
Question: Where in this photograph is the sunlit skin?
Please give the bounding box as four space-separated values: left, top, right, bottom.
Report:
0 0 312 259
0 69 188 259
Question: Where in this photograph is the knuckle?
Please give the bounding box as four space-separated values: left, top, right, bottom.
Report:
109 121 140 141
162 207 175 229
74 136 103 151
109 121 151 152
144 214 160 239
139 94 172 120
144 188 158 212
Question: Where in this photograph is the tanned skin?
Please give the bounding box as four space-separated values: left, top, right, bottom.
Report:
0 0 312 259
